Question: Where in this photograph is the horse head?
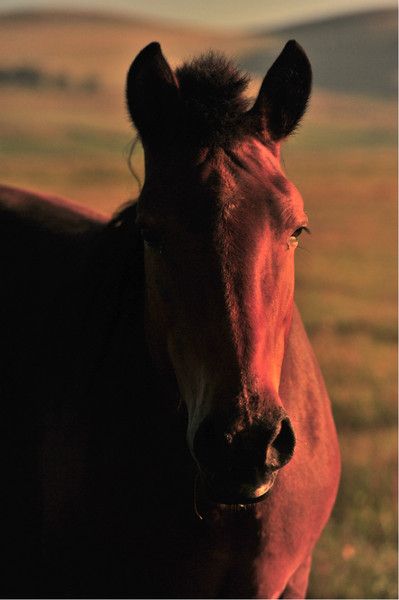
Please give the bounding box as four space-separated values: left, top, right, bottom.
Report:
126 41 312 505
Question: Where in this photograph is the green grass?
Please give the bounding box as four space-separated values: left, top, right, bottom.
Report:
0 127 130 157
309 428 397 599
290 123 397 150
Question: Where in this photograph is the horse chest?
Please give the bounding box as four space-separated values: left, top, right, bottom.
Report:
38 405 265 598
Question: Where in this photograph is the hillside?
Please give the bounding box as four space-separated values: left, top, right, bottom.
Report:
240 8 397 97
1 8 395 97
0 9 264 90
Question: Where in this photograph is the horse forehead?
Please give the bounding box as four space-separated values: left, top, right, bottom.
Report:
140 140 303 233
199 139 279 184
199 140 302 220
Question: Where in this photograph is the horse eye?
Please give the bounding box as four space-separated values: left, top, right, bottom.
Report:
292 227 304 238
288 226 309 249
292 226 310 239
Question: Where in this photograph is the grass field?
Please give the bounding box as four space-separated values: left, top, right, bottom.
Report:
0 10 397 599
284 96 397 598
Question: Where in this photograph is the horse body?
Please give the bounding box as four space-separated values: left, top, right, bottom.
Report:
0 40 340 600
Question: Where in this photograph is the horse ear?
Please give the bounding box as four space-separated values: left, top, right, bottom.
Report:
250 40 312 142
126 42 180 146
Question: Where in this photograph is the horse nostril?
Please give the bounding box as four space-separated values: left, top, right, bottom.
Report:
193 414 296 475
266 417 296 470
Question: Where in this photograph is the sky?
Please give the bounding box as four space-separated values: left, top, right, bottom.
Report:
0 0 396 29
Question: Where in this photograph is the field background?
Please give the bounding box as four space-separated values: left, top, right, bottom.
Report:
0 7 397 599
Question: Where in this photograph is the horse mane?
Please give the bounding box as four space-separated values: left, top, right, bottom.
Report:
176 52 251 146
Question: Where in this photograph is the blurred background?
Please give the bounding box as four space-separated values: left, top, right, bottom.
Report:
0 1 397 597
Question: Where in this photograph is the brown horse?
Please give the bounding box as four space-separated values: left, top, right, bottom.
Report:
0 41 340 598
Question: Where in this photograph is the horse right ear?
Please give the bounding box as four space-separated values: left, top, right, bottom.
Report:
126 42 180 147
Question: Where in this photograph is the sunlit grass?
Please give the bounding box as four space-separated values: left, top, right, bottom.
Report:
308 428 398 599
287 96 397 598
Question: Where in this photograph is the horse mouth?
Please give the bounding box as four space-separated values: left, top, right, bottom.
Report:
199 471 277 506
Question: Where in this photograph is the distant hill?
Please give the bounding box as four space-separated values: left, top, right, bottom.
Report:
0 7 396 98
240 8 397 98
0 9 263 91
0 9 132 24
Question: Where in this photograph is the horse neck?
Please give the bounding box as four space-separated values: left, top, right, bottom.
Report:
57 208 145 401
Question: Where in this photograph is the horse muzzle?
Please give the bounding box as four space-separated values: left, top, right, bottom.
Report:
192 410 295 505
199 468 278 505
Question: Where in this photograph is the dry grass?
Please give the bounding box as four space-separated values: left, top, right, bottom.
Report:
288 90 397 599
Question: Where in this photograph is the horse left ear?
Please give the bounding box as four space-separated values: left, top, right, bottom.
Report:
249 40 312 142
126 42 180 147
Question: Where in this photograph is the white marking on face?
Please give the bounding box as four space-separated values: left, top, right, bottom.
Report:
167 338 217 457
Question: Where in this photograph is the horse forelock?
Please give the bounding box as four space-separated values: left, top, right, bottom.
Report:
175 53 252 147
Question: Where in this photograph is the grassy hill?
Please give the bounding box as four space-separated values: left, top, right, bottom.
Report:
0 9 265 88
241 8 397 98
0 8 397 599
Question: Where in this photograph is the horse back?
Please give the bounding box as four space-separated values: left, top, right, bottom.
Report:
0 183 109 388
0 183 107 235
0 185 110 595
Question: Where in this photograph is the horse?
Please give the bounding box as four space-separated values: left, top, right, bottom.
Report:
0 40 340 598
